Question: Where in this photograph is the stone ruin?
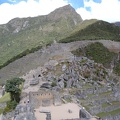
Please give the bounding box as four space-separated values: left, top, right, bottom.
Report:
79 108 91 119
30 78 39 85
14 104 36 120
7 55 119 120
29 89 61 109
79 108 99 120
0 87 5 98
22 56 120 120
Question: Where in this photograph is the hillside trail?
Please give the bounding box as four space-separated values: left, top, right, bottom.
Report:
0 40 120 83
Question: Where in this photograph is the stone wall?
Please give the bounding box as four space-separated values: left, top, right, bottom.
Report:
0 89 5 98
14 104 36 120
102 113 120 120
29 90 54 108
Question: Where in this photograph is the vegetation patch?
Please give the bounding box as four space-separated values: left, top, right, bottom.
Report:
0 108 4 114
2 78 25 113
72 42 117 68
0 93 10 103
4 101 17 113
97 108 120 118
114 61 120 76
102 101 120 108
59 20 120 43
99 91 112 97
0 45 42 69
85 42 117 67
0 7 82 69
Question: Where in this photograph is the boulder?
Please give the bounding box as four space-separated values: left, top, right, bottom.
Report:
58 80 64 88
40 83 51 89
62 64 67 71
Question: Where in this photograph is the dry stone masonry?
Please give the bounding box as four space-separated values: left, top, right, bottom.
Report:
1 54 120 120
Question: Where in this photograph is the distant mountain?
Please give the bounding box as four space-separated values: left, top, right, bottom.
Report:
0 4 82 68
1 4 120 70
60 20 120 43
114 22 120 26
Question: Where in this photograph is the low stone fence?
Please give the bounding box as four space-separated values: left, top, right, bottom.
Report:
90 106 102 114
85 87 109 95
102 113 120 120
104 105 120 112
90 104 120 115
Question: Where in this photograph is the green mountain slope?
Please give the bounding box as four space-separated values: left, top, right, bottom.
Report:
72 42 117 68
60 20 120 43
72 42 120 76
0 5 82 68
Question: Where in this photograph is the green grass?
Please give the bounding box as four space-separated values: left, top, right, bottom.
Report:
85 42 117 68
19 82 24 91
0 79 24 103
0 108 4 114
0 93 10 103
99 91 112 96
1 18 120 72
97 108 120 118
72 42 117 68
60 20 120 43
82 83 93 89
0 8 82 69
102 101 120 108
72 42 120 75
87 93 95 97
84 104 93 111
114 61 120 76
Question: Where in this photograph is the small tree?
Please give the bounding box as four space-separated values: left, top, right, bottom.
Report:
5 78 25 103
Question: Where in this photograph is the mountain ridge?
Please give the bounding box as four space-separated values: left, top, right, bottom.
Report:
0 39 120 84
0 5 120 74
114 22 120 26
59 20 120 43
1 4 82 34
0 4 83 68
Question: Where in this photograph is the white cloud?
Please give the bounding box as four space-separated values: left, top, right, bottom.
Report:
1 0 120 24
77 0 120 22
8 0 16 2
0 0 68 24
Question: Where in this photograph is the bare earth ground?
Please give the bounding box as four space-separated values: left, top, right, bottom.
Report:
0 40 120 84
34 103 80 120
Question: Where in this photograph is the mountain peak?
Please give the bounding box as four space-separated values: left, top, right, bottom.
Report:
47 4 83 22
3 4 82 34
57 4 76 12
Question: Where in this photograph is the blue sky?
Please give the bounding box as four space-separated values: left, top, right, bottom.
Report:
0 0 101 9
0 0 120 24
0 0 27 4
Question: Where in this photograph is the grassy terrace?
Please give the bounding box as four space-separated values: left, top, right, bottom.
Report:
102 101 120 108
87 91 112 100
84 104 93 111
97 108 120 118
99 91 112 97
82 83 93 89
